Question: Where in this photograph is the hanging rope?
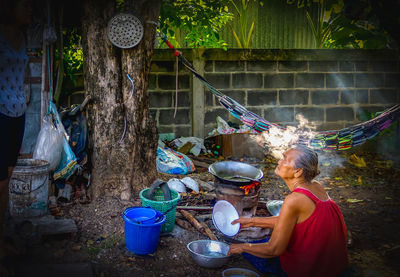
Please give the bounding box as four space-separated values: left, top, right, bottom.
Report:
158 31 400 151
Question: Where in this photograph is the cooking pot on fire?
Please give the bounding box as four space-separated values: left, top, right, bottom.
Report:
208 161 263 185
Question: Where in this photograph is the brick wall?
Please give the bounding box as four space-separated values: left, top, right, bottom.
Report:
149 49 400 138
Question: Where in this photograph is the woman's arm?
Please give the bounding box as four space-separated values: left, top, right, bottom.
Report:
228 194 301 258
231 215 279 229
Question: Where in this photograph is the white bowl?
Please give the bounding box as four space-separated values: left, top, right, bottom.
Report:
212 200 240 237
266 200 284 216
167 178 186 193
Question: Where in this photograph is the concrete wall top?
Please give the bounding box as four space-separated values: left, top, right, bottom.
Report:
152 49 400 62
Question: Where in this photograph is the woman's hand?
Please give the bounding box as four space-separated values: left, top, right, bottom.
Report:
231 217 253 229
228 243 245 255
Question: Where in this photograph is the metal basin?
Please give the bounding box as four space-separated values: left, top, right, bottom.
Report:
209 161 264 185
187 240 230 268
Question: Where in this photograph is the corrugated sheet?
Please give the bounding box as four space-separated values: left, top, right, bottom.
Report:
219 0 316 49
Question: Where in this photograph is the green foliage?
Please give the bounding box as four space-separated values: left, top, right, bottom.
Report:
229 0 262 48
287 0 392 49
159 0 233 49
62 28 83 86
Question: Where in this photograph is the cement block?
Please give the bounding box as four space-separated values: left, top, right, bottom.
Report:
205 108 230 124
232 73 263 88
247 61 277 72
177 91 190 107
370 89 398 104
295 107 324 122
370 61 399 72
264 73 294 88
295 73 324 88
219 90 245 105
354 61 369 72
326 73 354 88
264 107 294 122
215 61 245 72
158 74 190 90
278 61 307 72
204 73 230 89
309 61 338 72
311 90 339 105
279 89 308 105
159 109 190 124
175 125 192 137
340 90 355 104
205 61 213 72
205 91 214 107
355 90 369 104
149 74 157 90
151 61 174 72
247 90 277 106
149 91 172 108
355 73 384 88
339 61 355 72
385 73 400 88
326 107 354 121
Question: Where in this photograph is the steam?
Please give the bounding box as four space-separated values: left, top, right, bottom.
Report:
253 114 318 159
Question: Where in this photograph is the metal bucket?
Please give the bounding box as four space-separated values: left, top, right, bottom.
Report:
9 159 50 218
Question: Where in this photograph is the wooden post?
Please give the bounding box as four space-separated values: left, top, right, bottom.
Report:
192 48 205 138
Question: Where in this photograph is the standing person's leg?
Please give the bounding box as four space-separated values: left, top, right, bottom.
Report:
0 113 25 259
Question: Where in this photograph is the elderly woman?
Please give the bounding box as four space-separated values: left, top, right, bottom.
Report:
228 146 348 277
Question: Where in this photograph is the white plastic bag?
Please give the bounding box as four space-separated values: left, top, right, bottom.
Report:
33 115 64 171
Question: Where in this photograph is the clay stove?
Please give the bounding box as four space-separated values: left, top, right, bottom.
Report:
214 179 261 218
214 179 270 241
209 161 271 241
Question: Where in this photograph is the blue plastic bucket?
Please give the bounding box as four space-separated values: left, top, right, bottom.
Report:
123 207 157 224
122 209 166 255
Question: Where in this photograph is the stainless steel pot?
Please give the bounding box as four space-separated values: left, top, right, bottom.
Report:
187 240 230 268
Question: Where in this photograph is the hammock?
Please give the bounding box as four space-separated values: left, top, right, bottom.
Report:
159 33 400 151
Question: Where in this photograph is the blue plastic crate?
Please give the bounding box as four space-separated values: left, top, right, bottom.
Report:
242 237 283 275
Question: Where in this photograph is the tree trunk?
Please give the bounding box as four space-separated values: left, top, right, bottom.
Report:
82 0 160 200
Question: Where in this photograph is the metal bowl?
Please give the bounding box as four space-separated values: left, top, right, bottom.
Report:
266 200 284 216
187 240 230 268
208 161 264 185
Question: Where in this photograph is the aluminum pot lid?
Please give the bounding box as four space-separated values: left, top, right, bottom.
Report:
107 13 144 49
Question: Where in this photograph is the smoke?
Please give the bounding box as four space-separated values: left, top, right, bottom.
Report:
252 114 317 159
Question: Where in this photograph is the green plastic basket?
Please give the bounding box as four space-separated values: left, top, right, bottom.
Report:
139 188 180 233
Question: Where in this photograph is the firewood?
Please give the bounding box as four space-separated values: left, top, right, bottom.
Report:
200 222 218 241
175 218 193 231
179 210 205 234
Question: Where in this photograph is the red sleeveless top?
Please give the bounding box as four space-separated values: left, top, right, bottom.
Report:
280 187 348 277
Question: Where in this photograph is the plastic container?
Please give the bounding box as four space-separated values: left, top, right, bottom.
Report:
9 159 50 218
242 237 282 274
123 207 157 224
122 209 166 255
140 188 180 233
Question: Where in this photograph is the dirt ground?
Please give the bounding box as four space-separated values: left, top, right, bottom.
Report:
5 145 400 277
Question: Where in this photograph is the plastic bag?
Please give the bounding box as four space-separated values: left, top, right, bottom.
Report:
156 147 195 175
33 115 63 171
48 101 78 180
170 137 206 156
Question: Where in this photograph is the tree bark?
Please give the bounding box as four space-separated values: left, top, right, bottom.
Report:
82 0 160 200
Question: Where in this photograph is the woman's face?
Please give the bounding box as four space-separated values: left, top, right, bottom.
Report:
14 0 33 26
275 149 298 179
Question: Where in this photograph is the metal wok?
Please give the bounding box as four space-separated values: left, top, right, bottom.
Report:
208 161 263 185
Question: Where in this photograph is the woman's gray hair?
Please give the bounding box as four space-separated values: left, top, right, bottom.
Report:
292 146 320 182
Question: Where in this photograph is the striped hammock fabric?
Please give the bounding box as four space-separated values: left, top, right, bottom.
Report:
159 33 400 151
